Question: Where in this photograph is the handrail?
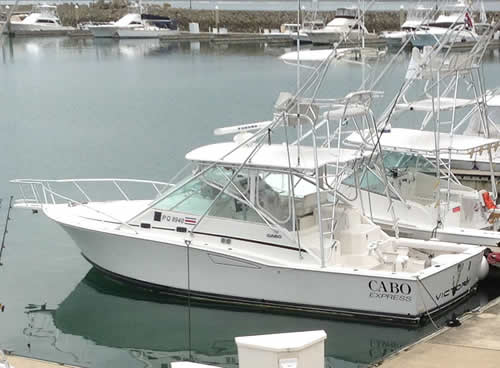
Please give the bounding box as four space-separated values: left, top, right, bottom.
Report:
11 178 172 186
11 178 174 234
41 183 140 234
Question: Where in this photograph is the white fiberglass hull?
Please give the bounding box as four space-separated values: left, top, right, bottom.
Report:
411 29 478 47
87 25 127 38
115 28 179 39
6 22 73 32
381 31 411 47
46 207 483 325
307 31 377 45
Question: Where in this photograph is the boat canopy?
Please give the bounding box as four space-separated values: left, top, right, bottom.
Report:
486 94 500 107
185 142 366 171
396 97 475 112
345 128 500 155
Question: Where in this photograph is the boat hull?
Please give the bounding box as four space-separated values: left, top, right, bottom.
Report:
411 30 477 48
5 22 73 33
307 31 377 45
115 28 179 39
88 25 120 38
56 219 483 325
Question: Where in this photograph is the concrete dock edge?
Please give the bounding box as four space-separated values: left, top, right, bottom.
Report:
371 296 500 368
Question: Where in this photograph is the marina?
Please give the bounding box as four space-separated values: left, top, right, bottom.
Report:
3 1 500 368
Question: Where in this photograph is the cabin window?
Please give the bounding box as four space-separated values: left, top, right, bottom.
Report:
36 19 56 24
154 167 264 224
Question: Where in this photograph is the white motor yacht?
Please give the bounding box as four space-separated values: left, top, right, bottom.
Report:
305 8 377 45
87 13 143 38
5 4 73 33
87 12 178 39
280 20 324 43
410 1 479 47
114 14 178 39
12 89 488 325
381 5 435 47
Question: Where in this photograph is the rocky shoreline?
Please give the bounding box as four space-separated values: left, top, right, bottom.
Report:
2 3 500 34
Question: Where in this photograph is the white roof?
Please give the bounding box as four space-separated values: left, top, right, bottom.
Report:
235 330 327 352
346 128 500 155
486 94 500 107
186 142 365 171
171 363 219 368
396 97 475 112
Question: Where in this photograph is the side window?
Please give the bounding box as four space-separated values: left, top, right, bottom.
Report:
256 173 292 228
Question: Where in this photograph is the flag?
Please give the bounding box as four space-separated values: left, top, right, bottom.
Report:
465 12 473 30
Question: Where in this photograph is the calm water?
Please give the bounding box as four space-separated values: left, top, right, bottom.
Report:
1 37 500 368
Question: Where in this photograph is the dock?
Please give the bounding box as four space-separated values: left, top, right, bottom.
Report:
445 39 500 51
159 31 295 44
373 296 500 368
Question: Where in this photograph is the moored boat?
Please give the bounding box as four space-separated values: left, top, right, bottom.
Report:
305 8 377 45
380 5 435 47
12 90 488 325
3 4 73 33
410 1 479 47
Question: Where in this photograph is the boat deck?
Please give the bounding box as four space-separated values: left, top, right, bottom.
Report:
373 295 500 368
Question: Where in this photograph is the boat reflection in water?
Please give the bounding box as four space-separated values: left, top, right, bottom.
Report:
23 268 495 368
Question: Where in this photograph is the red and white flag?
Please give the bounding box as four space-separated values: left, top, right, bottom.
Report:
465 12 473 29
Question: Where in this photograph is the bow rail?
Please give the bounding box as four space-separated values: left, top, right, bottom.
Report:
11 178 172 207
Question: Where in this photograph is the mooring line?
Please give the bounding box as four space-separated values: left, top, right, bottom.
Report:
0 196 13 266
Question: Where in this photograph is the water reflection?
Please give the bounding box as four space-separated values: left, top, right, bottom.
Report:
22 268 497 368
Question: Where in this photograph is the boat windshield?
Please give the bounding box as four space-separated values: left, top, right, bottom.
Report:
154 166 295 228
342 152 434 197
335 8 358 19
342 167 390 197
382 152 435 173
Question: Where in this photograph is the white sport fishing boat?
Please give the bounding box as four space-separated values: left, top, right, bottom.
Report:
305 8 377 45
344 130 500 249
12 88 488 325
380 5 435 47
411 1 479 47
5 4 73 33
114 14 178 39
86 12 143 38
342 23 500 265
378 26 500 175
